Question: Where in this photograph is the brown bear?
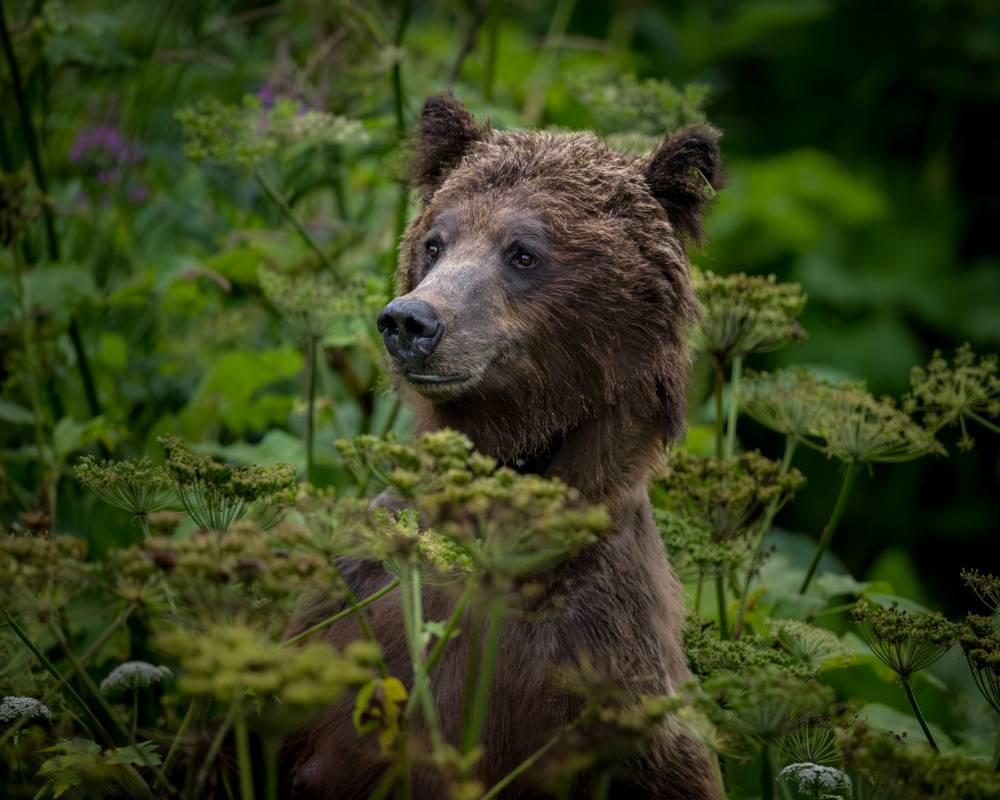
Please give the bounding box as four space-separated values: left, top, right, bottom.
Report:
281 94 724 799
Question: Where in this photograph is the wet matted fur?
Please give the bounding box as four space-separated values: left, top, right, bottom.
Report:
280 94 724 800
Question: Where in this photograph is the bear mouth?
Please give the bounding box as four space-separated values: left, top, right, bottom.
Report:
405 371 468 385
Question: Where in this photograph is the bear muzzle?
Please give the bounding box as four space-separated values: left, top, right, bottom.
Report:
377 298 453 383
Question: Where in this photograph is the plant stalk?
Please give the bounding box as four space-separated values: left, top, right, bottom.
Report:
900 674 939 753
282 579 400 648
234 711 256 800
800 461 860 594
254 170 335 274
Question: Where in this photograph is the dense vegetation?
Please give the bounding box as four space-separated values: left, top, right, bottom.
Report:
2 1 1000 798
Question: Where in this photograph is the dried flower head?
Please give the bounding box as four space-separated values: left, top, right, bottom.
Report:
176 95 367 170
693 269 808 363
852 601 960 677
99 661 172 694
0 696 52 723
158 435 297 534
905 344 1000 451
154 621 375 707
778 762 852 798
811 387 946 466
958 614 1000 715
769 618 853 671
76 455 174 520
961 568 1000 613
655 449 805 544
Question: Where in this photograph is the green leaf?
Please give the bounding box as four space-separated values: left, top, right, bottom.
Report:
105 741 163 766
0 400 35 425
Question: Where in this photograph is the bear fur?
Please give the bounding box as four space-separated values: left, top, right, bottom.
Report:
280 94 724 799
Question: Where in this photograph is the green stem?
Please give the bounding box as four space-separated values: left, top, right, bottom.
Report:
799 462 860 594
424 590 470 675
480 728 565 800
594 769 612 800
968 410 1000 437
193 707 236 797
991 719 1000 777
401 567 443 753
282 579 400 648
460 598 505 753
900 674 939 753
234 712 255 800
304 335 317 484
715 575 728 639
760 743 774 800
0 3 101 418
724 354 743 459
264 736 278 800
132 689 139 738
391 0 412 134
254 170 335 274
482 0 499 101
2 605 133 749
522 0 577 124
48 619 175 792
335 574 389 678
155 696 209 792
713 357 725 460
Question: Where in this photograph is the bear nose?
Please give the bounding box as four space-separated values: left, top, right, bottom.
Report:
377 299 444 364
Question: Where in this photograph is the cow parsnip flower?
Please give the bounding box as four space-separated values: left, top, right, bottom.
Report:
852 601 960 677
155 621 376 707
958 614 1000 715
906 344 1000 451
0 695 51 723
768 618 853 671
76 455 174 520
158 435 297 534
655 450 805 544
775 717 839 767
778 762 852 798
684 620 815 681
961 568 1000 613
656 510 753 580
741 369 836 441
810 386 946 466
1 531 95 600
693 269 807 363
100 662 172 694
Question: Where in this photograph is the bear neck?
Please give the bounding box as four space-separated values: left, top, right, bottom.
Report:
411 395 669 517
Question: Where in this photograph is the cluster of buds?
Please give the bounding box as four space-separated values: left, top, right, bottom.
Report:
852 601 961 677
693 269 808 364
958 614 1000 714
655 449 805 544
0 530 94 600
684 620 816 682
176 95 367 170
154 621 376 708
75 455 174 520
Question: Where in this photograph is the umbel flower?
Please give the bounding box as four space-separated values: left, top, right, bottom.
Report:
958 614 1000 716
775 717 839 767
905 344 1000 451
76 455 175 536
810 386 946 467
654 449 805 545
1 530 95 600
176 95 367 170
0 696 52 723
100 661 172 695
656 510 751 581
693 269 808 364
258 267 384 342
154 621 376 708
158 435 297 534
768 618 853 671
684 619 815 681
778 762 852 799
741 369 836 442
961 568 1000 613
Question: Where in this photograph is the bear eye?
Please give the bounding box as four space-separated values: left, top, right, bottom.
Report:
425 242 441 261
515 252 538 269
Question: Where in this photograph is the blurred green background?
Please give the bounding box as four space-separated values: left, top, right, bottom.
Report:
1 0 998 615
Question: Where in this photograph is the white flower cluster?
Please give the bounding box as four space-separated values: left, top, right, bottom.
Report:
778 762 853 798
0 696 52 723
100 661 172 694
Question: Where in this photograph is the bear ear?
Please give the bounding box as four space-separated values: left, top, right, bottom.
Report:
410 93 486 194
642 124 724 248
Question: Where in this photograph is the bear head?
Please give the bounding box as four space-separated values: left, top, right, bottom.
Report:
378 94 722 475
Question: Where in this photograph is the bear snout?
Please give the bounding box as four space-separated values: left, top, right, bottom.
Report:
377 298 445 369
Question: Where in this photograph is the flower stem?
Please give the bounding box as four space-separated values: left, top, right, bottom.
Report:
480 727 566 800
460 598 506 754
254 170 335 274
335 574 390 678
282 579 400 648
725 354 743 459
800 461 860 594
901 674 939 753
234 711 256 800
304 335 317 483
155 696 209 792
716 575 729 639
713 356 725 459
760 744 774 800
968 410 1000 438
991 719 1000 777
